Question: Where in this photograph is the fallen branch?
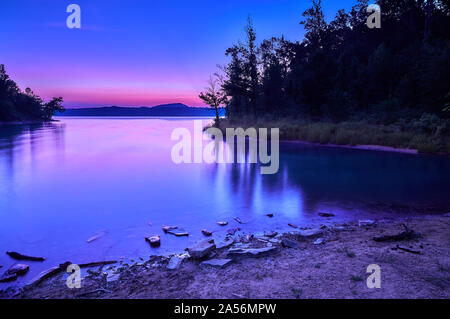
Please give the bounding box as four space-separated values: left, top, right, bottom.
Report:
6 251 45 261
78 261 118 268
396 245 421 254
373 224 421 242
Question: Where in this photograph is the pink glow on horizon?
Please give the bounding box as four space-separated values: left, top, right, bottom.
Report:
6 61 210 108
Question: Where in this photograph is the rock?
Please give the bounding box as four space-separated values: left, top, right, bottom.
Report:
227 247 277 258
297 229 323 239
162 225 178 233
266 213 274 218
216 238 235 249
105 272 120 283
6 251 45 262
396 245 421 254
167 228 189 237
227 228 241 235
0 273 17 283
373 224 421 242
359 219 375 227
288 223 298 229
318 212 335 218
6 264 29 276
145 235 161 247
201 229 213 237
314 238 324 245
187 240 216 259
234 217 246 224
166 256 183 270
200 259 233 268
264 231 278 238
0 264 29 283
217 221 228 226
281 239 298 249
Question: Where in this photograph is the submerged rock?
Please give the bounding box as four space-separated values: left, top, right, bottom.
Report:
217 221 228 226
162 225 177 233
167 228 189 237
186 240 216 259
6 264 29 276
227 247 277 258
200 259 233 268
0 264 30 283
145 235 161 247
201 229 213 237
266 214 274 218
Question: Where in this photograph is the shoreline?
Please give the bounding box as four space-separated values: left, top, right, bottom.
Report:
0 120 59 125
4 214 449 299
212 120 450 155
282 140 420 155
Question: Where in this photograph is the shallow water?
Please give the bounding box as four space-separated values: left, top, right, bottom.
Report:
1 117 449 287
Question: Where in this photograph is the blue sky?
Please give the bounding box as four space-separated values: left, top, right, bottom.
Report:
0 0 357 107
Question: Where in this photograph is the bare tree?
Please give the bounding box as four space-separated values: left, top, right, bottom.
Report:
199 74 228 123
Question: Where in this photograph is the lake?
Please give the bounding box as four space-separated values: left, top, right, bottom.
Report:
1 117 449 286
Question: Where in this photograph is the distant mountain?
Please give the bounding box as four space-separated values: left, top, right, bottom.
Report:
56 103 225 117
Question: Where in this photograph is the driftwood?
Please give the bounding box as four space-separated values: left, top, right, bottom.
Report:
78 260 118 268
86 230 108 243
27 262 71 287
373 224 421 242
6 251 45 261
397 245 421 254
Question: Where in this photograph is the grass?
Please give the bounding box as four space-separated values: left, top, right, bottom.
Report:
213 118 450 155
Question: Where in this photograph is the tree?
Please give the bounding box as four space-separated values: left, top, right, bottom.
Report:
0 64 64 122
199 74 228 123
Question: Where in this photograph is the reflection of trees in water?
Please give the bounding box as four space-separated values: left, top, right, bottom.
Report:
0 122 66 177
203 138 320 214
205 140 450 214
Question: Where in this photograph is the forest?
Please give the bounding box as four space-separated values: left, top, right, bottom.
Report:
204 0 450 153
0 64 64 122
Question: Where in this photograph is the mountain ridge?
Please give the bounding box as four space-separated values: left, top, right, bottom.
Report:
56 103 225 117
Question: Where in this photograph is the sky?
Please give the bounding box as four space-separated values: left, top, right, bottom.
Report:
0 0 356 108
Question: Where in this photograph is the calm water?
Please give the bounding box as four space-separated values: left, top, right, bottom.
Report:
1 117 450 286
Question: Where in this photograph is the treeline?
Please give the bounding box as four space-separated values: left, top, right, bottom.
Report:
220 0 450 133
0 64 64 122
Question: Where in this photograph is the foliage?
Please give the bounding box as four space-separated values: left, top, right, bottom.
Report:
0 64 64 122
214 0 450 134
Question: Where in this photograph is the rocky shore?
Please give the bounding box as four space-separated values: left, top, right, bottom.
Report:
1 215 449 299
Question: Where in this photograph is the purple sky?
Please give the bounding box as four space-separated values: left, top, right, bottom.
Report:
0 0 355 108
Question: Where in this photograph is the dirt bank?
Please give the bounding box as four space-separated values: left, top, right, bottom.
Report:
3 215 449 299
